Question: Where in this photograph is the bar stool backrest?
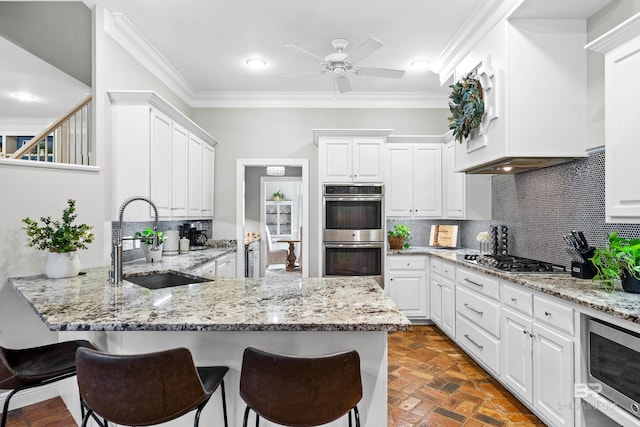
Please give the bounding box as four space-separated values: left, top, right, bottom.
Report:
76 347 209 426
240 347 363 426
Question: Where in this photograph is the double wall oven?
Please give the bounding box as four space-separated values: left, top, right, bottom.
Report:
322 184 384 286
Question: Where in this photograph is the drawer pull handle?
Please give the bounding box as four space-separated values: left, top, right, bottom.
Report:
529 333 535 338
464 278 484 288
523 330 528 335
464 303 483 316
464 334 484 350
511 297 517 302
544 311 551 316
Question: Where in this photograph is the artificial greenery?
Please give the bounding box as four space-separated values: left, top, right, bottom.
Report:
448 74 485 143
271 190 285 202
22 199 94 253
135 227 167 245
589 231 640 293
388 224 411 249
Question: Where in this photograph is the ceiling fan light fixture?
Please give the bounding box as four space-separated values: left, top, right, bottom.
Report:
246 58 267 69
410 59 431 71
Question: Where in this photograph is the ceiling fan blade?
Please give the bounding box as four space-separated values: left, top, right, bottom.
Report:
344 37 383 64
280 70 327 78
283 44 325 63
355 67 405 79
335 75 352 93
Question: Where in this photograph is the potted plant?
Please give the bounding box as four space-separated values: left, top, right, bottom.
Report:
388 224 411 250
271 190 285 202
589 231 640 294
135 227 167 263
22 199 94 278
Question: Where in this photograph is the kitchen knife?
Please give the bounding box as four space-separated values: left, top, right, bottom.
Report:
577 231 589 249
566 233 579 249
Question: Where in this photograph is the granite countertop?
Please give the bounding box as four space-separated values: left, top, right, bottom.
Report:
9 248 410 333
390 247 640 325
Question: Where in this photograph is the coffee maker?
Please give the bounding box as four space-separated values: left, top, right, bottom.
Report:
181 222 208 250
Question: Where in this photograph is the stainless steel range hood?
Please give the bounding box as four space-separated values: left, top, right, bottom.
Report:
462 156 585 174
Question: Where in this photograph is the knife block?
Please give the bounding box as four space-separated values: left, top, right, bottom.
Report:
571 247 597 279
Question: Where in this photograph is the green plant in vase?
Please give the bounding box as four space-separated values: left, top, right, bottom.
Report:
135 227 167 263
589 231 640 293
388 224 411 249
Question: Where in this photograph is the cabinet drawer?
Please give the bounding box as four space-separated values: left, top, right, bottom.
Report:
457 267 499 301
456 286 500 337
430 258 442 275
456 314 500 374
388 255 427 271
533 295 574 336
441 261 455 281
502 282 533 316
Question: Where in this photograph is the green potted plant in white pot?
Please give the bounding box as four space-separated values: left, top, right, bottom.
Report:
135 227 166 263
22 199 94 279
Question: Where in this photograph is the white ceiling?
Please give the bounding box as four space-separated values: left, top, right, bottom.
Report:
0 0 613 119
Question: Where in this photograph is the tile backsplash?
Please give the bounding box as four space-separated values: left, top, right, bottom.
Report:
388 150 640 267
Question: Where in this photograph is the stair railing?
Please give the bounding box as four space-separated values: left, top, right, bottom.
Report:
10 95 93 165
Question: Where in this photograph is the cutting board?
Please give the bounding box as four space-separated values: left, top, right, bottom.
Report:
429 225 459 247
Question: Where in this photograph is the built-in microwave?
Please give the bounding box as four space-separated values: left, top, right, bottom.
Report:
587 317 640 419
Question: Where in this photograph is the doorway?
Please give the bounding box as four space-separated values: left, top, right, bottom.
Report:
235 159 309 278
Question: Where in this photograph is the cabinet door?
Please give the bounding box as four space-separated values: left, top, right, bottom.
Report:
171 123 189 217
430 276 442 326
216 254 237 278
188 133 203 217
385 144 413 217
413 144 442 217
388 271 428 318
202 143 215 217
352 138 383 182
501 308 533 403
150 109 173 217
605 37 640 222
441 278 455 337
319 138 352 182
445 141 465 218
532 322 574 427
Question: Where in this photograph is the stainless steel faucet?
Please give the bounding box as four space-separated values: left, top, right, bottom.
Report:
110 196 159 284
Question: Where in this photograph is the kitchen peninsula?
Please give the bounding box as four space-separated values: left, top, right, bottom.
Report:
8 248 410 427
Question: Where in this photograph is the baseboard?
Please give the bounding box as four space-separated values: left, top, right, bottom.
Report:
0 383 59 413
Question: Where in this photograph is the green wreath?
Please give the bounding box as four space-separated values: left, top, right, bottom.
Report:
448 74 485 143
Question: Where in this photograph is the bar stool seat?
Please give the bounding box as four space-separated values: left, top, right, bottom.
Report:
0 339 98 427
76 347 228 427
240 346 362 427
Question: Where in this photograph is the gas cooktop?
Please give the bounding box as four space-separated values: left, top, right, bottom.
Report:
462 254 567 274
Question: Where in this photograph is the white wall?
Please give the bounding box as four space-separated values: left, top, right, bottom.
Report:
191 107 450 276
587 0 640 150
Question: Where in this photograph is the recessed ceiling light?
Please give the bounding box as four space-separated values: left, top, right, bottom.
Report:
410 60 431 71
246 58 266 69
13 92 37 101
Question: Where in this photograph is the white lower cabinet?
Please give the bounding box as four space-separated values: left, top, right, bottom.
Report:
500 282 574 427
215 253 237 278
386 255 428 319
430 258 455 336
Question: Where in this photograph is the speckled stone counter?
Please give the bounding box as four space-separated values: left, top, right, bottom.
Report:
390 246 640 325
8 248 410 332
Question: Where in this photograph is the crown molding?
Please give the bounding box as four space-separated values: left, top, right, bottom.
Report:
585 11 640 53
103 10 449 109
432 0 524 85
189 91 449 109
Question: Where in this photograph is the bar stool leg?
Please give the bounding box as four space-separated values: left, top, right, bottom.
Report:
220 379 229 427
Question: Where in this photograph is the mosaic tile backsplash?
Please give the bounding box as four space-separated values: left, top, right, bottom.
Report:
388 150 640 268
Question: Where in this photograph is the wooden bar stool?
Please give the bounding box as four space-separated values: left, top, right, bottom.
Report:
240 346 362 427
76 347 228 427
0 339 98 427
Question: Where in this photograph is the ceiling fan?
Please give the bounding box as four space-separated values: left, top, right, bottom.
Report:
282 37 405 93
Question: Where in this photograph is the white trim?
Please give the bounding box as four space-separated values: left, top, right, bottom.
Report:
0 383 60 413
585 12 640 53
0 158 101 172
432 0 524 85
312 129 394 146
236 159 309 279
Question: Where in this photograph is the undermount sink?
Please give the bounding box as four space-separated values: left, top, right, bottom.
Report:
124 271 211 290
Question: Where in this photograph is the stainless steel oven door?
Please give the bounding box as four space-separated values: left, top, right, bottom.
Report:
323 243 383 287
323 196 384 242
587 318 640 418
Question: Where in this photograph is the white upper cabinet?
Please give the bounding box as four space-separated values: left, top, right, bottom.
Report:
587 13 640 223
453 19 588 173
315 129 391 183
109 91 218 220
385 139 442 218
444 140 491 219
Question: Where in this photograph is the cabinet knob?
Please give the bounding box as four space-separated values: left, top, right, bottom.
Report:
390 278 394 281
544 311 551 316
407 263 410 266
511 297 517 302
523 330 528 334
529 333 535 338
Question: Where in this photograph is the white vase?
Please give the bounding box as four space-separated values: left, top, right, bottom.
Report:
46 251 80 279
143 243 164 263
